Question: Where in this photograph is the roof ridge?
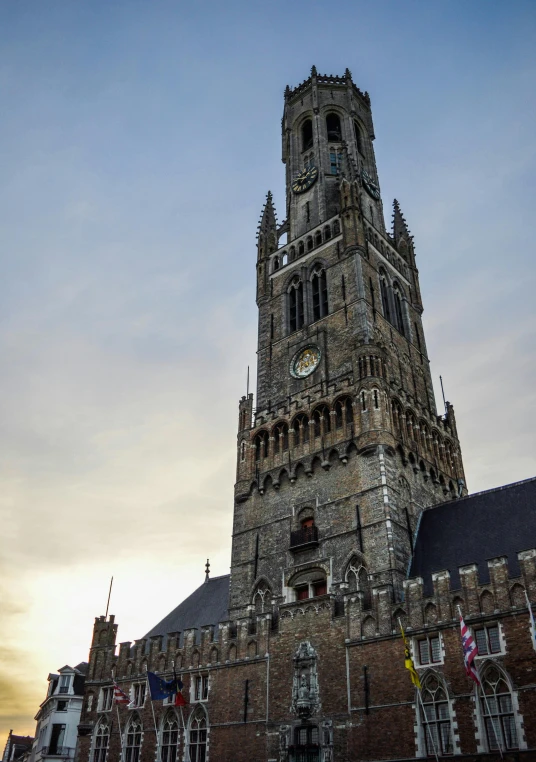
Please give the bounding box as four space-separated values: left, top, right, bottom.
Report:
424 474 536 512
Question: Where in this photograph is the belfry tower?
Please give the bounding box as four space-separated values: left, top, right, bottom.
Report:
230 67 466 620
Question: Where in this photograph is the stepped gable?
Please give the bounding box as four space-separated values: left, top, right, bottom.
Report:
144 574 230 642
410 476 536 595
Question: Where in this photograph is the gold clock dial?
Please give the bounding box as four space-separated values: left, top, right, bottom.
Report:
292 165 318 194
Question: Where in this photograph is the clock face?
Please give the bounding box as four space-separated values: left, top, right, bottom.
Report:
292 165 318 194
361 169 380 200
290 345 321 379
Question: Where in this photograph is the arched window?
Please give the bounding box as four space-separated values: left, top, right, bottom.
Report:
254 430 269 461
312 404 330 438
125 717 142 762
240 441 246 462
298 240 305 256
432 431 441 462
479 665 519 751
92 721 109 762
332 219 340 235
272 256 280 272
288 277 304 333
379 270 391 323
273 422 289 454
161 714 179 762
406 411 415 443
373 389 379 409
293 569 327 601
393 282 405 336
289 246 296 262
188 707 208 762
420 422 429 453
323 225 331 240
307 236 314 251
354 121 364 155
419 673 453 756
326 113 342 142
292 413 309 446
253 580 272 614
302 119 313 151
346 563 371 609
335 397 353 430
392 400 402 437
311 265 328 321
314 230 322 247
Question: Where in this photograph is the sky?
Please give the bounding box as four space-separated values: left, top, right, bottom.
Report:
1 0 535 748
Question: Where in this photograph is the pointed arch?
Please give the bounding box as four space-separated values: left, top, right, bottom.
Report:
424 602 438 624
187 704 208 762
160 709 179 762
478 662 521 751
480 590 495 614
91 718 109 762
418 671 454 756
510 583 525 607
125 714 142 762
362 615 376 638
252 577 272 615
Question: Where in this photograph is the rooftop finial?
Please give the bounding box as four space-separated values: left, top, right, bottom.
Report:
205 559 210 582
311 64 317 77
345 67 352 80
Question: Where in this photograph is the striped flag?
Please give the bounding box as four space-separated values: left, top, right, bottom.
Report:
525 591 536 652
459 615 480 685
113 681 131 705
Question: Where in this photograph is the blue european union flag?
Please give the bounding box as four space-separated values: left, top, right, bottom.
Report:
147 671 177 701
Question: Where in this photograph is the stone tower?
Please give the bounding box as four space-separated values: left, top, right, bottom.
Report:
230 67 466 620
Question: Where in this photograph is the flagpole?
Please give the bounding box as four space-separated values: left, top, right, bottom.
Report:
146 671 160 756
112 668 124 757
525 590 536 651
457 606 503 758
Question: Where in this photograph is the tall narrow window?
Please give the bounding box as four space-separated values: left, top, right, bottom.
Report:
92 723 109 762
326 113 342 141
393 283 405 335
289 278 304 333
420 674 453 756
479 665 519 751
379 272 391 322
161 716 179 762
125 718 142 762
293 414 309 446
361 391 367 411
302 119 313 151
329 150 342 175
373 390 379 409
354 121 364 155
188 708 208 762
49 725 66 755
311 266 328 321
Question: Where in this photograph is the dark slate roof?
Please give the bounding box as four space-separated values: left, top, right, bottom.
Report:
144 575 230 645
410 476 536 596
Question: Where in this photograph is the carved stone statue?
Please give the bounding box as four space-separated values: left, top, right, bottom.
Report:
291 640 320 718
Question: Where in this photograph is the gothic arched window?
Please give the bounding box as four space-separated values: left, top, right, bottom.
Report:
125 717 142 762
335 397 353 430
406 411 415 443
288 277 304 333
326 113 342 142
312 404 330 438
302 119 313 151
161 714 179 762
298 240 305 256
311 265 328 321
188 707 208 762
253 580 272 614
392 400 402 437
479 665 519 751
292 413 309 446
273 422 289 454
379 270 391 323
329 149 342 175
419 673 453 756
254 430 269 461
354 121 364 155
92 721 109 762
393 282 405 336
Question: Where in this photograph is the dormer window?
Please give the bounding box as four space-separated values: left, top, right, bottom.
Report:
326 113 342 142
59 675 70 694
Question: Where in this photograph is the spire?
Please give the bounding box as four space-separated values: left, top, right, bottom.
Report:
256 191 278 258
205 558 210 583
392 199 412 246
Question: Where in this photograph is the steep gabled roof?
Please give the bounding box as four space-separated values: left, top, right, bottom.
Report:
144 575 230 644
410 476 536 595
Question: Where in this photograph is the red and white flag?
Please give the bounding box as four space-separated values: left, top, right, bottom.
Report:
113 681 131 705
459 615 480 685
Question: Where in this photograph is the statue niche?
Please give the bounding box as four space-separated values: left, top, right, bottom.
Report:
291 641 320 718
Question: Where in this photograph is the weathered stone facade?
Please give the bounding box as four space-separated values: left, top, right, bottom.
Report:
76 68 536 762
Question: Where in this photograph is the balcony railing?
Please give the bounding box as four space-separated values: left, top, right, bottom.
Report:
41 747 74 758
290 525 319 549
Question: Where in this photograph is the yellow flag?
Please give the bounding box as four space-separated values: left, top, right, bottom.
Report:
400 622 422 689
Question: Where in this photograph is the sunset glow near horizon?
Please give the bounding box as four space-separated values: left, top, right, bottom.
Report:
1 0 536 749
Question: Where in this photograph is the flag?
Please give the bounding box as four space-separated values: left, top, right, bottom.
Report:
146 671 177 701
113 681 130 705
173 669 187 707
525 591 536 652
400 622 422 689
459 614 480 685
